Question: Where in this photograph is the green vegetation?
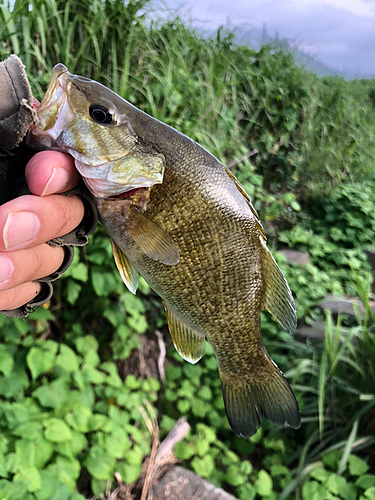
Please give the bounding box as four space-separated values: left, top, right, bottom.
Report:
1 0 375 498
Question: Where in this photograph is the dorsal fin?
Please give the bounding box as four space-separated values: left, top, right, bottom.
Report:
110 239 139 294
225 167 266 241
163 303 205 364
260 242 297 334
127 206 180 265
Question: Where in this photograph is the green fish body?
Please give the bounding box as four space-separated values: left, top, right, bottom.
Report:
29 64 300 437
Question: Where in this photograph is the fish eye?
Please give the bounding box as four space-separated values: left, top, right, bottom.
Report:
89 104 113 124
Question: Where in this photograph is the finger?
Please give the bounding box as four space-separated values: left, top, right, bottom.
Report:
0 245 65 291
26 151 81 196
0 281 41 311
0 194 84 252
33 97 40 110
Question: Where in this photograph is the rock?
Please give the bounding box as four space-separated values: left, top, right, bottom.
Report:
150 466 239 500
319 295 365 319
295 321 326 340
278 250 311 266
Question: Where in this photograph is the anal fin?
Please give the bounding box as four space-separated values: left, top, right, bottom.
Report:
111 239 139 294
164 303 205 364
127 206 180 266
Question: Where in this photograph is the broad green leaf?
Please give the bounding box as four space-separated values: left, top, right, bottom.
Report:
225 464 247 486
65 280 82 305
34 471 58 500
0 367 29 398
116 462 141 484
0 349 14 377
126 445 144 466
198 386 212 400
47 457 80 491
70 262 88 282
88 414 109 431
356 476 375 490
310 468 330 483
125 375 141 389
44 418 73 443
0 453 7 478
322 450 341 471
196 439 210 457
81 365 105 384
33 378 69 409
84 445 116 480
191 455 215 478
105 427 131 458
237 483 257 500
56 431 87 459
74 336 99 356
26 343 58 380
12 421 43 440
349 455 369 476
100 362 122 387
55 345 80 373
325 473 347 495
65 407 92 433
91 271 118 296
302 481 329 500
364 487 375 500
255 470 273 497
0 478 29 499
13 466 41 492
15 438 54 469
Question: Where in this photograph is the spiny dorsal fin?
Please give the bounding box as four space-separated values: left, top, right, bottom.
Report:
260 242 297 334
127 206 180 265
111 239 139 294
164 302 205 364
225 166 266 241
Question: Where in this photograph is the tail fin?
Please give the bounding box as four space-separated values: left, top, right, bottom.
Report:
220 357 300 438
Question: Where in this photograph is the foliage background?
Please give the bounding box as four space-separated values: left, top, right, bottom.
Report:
0 0 375 499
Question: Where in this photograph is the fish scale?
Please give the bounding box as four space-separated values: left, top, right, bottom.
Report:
29 64 301 437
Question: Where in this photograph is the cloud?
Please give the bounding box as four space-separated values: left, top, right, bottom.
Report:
166 0 375 76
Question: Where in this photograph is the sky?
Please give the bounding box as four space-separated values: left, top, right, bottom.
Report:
163 0 375 77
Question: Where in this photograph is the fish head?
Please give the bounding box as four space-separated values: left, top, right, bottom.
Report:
29 64 165 198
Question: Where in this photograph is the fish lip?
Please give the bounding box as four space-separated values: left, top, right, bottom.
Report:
27 64 75 147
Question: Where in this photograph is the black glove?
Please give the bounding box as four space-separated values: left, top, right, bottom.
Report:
0 55 98 318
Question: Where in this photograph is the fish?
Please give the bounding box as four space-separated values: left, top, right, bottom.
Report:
29 63 301 438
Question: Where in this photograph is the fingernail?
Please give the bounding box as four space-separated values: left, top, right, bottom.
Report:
0 255 14 284
41 167 69 196
3 212 40 250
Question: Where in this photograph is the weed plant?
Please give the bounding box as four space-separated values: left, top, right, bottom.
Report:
0 0 375 498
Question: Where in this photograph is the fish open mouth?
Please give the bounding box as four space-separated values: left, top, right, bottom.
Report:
113 187 144 199
28 64 75 149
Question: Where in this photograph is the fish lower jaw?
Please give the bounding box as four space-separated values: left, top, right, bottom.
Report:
82 176 157 199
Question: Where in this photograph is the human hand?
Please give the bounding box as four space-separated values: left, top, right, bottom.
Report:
0 151 84 311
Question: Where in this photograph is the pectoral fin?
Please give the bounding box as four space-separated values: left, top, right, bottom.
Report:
164 303 205 364
260 244 297 334
127 206 180 265
111 239 139 294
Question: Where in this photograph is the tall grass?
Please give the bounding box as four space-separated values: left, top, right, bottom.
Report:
2 0 375 198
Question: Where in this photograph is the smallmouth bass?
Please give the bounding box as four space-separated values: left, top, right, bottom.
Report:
29 64 301 438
